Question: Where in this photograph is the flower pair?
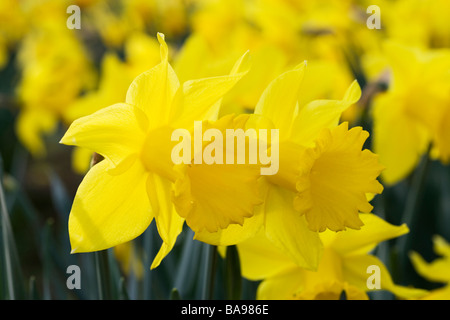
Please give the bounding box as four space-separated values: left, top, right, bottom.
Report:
61 33 384 270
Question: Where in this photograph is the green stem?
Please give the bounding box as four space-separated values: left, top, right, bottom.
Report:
0 175 15 300
397 145 431 276
225 245 242 300
202 244 217 300
94 250 112 300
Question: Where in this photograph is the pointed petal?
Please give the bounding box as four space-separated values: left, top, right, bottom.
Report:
409 250 450 283
60 103 147 167
69 160 152 253
126 33 180 129
327 213 409 255
170 51 251 128
146 173 185 269
290 80 361 146
254 62 307 140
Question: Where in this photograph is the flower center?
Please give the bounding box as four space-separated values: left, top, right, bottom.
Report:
140 125 179 182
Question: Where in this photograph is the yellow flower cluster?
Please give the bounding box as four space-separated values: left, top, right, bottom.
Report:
4 0 449 300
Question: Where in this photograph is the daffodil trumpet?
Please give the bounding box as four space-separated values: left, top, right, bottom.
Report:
171 120 279 175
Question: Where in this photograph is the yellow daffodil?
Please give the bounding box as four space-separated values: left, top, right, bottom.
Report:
237 213 427 300
410 235 450 300
0 0 27 69
16 21 95 157
374 0 450 49
61 33 252 268
113 241 144 280
195 62 383 271
371 41 450 185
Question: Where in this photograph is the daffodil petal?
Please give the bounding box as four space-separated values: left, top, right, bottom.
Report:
326 213 409 256
254 62 306 140
60 103 147 167
69 159 152 253
237 228 298 281
409 250 450 283
16 108 57 157
125 33 180 129
170 51 251 127
264 186 323 271
146 173 185 269
372 93 430 185
71 147 93 175
256 266 304 300
290 80 361 146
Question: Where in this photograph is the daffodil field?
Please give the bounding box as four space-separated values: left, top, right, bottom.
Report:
1 0 450 303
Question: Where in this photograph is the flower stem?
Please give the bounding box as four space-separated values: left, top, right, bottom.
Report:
0 173 15 299
94 250 112 300
202 244 217 300
225 245 242 300
397 144 431 278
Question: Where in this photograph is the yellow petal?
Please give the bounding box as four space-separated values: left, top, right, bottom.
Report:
69 159 152 253
193 202 265 246
254 62 307 141
324 213 409 256
409 250 450 284
16 108 57 157
146 173 185 269
432 235 450 259
256 266 305 300
60 103 147 168
237 227 296 281
290 80 361 147
294 123 384 232
372 93 430 185
125 33 180 129
71 147 93 175
170 51 251 128
264 186 323 271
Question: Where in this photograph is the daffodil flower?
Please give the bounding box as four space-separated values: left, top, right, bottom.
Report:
372 41 450 185
237 213 427 300
16 23 94 157
410 235 450 300
61 33 251 268
196 62 383 271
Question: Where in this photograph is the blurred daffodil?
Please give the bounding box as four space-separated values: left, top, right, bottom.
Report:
371 41 450 185
238 213 427 300
61 33 251 268
16 21 94 156
410 235 450 300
